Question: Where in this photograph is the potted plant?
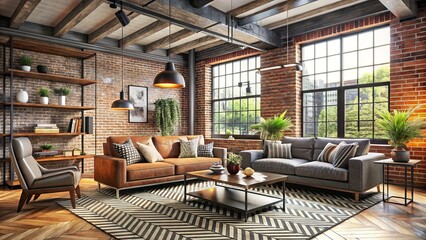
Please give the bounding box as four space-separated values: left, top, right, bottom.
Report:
377 105 424 162
19 55 32 72
40 144 54 152
39 88 50 105
249 111 293 141
54 87 71 106
227 153 242 175
154 98 180 136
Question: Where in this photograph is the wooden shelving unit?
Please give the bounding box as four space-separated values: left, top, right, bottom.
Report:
0 102 95 110
5 69 96 86
1 36 97 188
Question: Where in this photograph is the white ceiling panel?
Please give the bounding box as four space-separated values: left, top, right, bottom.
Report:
73 3 119 34
235 0 287 18
136 25 183 45
169 32 207 48
27 0 80 27
0 0 20 18
210 0 256 13
108 14 157 39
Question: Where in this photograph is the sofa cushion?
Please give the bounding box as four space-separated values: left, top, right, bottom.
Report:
268 143 292 158
179 138 198 158
152 136 188 158
127 162 175 181
198 142 214 157
317 143 337 163
313 137 370 160
107 136 151 157
113 139 143 165
282 137 315 161
252 158 309 175
263 140 281 158
332 142 358 169
295 161 348 182
135 139 163 163
163 157 220 175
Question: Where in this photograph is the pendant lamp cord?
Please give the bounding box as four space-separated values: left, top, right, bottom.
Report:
168 0 171 59
286 4 289 64
121 1 124 92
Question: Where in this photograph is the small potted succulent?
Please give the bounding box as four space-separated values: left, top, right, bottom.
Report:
54 87 71 106
39 88 50 105
226 153 242 175
19 55 32 72
40 144 54 152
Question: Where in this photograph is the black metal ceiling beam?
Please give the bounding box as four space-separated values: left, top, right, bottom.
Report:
277 0 389 39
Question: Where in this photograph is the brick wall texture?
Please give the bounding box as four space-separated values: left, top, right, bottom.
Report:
196 4 426 187
0 49 188 184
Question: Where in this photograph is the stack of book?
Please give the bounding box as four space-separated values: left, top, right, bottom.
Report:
67 117 83 133
34 124 59 133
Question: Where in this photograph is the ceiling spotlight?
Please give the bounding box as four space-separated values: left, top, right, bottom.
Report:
110 0 117 8
115 10 130 26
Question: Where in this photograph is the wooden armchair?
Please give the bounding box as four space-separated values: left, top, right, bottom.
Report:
9 137 82 212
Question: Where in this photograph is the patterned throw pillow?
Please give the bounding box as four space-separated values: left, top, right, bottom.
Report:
113 139 143 165
179 138 198 158
317 142 337 163
268 143 292 159
198 142 214 157
332 142 359 169
135 139 163 163
263 140 282 157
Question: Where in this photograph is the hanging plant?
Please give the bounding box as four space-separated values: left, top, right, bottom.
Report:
154 98 180 136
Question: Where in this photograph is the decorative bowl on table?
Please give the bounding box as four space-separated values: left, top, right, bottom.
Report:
210 162 225 174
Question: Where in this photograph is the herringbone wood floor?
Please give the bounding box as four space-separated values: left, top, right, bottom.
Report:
0 178 424 240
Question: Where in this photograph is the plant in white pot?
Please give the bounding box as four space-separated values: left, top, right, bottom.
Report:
54 87 71 106
377 105 424 162
38 88 50 105
19 55 32 72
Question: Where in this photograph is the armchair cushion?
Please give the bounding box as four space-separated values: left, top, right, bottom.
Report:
31 170 81 189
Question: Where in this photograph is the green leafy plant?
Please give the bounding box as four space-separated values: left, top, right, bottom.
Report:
40 144 54 151
19 55 32 66
154 98 180 136
249 111 293 141
53 87 71 96
376 105 424 147
225 129 232 136
38 88 50 97
227 153 242 165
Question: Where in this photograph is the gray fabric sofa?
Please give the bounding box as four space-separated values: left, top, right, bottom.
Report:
240 137 385 201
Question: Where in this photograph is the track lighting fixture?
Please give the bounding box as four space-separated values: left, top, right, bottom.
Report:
110 0 130 27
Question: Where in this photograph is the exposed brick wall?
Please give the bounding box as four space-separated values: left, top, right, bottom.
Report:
0 48 188 184
205 138 262 154
197 5 426 187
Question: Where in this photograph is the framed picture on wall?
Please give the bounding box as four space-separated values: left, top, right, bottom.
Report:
128 85 148 123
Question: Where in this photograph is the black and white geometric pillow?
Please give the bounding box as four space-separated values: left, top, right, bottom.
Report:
198 142 214 157
113 138 143 165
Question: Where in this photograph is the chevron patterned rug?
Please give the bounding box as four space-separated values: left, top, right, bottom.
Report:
58 181 381 240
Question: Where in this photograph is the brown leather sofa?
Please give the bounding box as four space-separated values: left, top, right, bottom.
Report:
95 135 227 198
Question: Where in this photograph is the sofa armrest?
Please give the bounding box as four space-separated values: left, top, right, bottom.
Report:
348 153 385 192
240 150 264 169
213 147 227 164
94 155 126 188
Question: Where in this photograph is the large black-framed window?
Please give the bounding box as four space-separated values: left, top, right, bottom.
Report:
211 56 261 138
301 26 390 143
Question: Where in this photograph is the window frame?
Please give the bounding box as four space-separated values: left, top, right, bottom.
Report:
301 26 390 144
210 55 261 139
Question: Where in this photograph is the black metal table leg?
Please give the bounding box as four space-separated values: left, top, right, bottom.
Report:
386 164 389 200
382 164 385 201
404 166 408 205
244 188 248 222
411 166 414 203
282 181 286 211
184 174 187 203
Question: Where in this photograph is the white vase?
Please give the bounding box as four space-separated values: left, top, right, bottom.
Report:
40 97 49 105
21 66 31 72
16 89 28 103
58 96 66 106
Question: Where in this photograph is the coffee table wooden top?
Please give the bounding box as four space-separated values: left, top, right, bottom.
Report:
186 170 288 189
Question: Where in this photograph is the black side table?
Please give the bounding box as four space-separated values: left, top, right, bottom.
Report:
374 159 420 206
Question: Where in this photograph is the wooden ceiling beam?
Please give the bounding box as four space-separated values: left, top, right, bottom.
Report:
144 29 193 53
228 0 274 17
10 0 41 29
169 36 218 55
237 0 318 26
195 40 225 52
54 0 103 38
265 0 359 29
88 12 138 44
120 20 168 47
379 0 417 19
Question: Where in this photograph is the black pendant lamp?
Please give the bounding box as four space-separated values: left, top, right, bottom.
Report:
153 0 185 88
111 22 134 110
